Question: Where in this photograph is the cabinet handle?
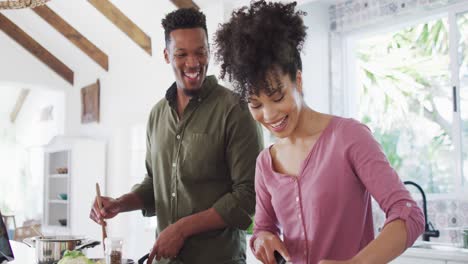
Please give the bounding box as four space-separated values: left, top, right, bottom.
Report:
453 86 458 112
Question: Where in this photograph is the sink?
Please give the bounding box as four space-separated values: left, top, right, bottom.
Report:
411 242 468 252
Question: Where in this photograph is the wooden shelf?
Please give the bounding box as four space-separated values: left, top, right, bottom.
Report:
49 174 69 179
43 137 105 237
48 199 68 204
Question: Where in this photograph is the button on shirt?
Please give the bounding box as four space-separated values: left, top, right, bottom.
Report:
132 76 263 264
250 116 425 264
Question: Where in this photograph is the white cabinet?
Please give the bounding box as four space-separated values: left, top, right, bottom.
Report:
43 136 105 238
44 149 71 232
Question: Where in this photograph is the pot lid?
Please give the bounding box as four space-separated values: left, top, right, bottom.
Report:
32 235 86 242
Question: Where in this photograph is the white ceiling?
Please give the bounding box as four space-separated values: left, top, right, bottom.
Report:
0 0 335 127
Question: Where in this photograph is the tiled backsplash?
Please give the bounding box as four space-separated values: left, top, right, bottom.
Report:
372 199 468 245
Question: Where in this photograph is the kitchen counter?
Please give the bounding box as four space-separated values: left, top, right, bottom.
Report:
396 245 468 263
9 238 467 264
246 235 468 264
7 239 259 264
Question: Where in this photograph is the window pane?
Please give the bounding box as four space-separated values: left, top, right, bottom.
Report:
355 18 454 193
457 12 468 186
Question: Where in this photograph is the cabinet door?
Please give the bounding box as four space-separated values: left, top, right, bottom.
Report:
447 261 468 264
390 257 445 264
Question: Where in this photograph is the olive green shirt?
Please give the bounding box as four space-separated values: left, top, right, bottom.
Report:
132 76 263 264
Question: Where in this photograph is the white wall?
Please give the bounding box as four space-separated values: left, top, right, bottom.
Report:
15 89 65 146
16 89 65 225
0 85 64 226
300 1 331 113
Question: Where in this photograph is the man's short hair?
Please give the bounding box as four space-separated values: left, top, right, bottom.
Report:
162 8 208 46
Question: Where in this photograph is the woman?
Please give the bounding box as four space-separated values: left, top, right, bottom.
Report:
214 1 425 264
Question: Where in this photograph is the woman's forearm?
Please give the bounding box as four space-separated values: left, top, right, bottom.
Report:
352 219 407 264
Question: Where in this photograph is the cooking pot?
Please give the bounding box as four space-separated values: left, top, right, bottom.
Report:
23 235 100 264
90 258 135 263
136 253 182 264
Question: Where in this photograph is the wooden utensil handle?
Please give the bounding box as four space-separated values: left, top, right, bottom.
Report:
96 183 108 251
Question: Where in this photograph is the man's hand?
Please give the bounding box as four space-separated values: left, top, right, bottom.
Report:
253 231 291 264
148 222 187 262
89 196 120 225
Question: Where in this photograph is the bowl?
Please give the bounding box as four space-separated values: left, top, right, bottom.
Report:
56 167 68 174
57 193 68 200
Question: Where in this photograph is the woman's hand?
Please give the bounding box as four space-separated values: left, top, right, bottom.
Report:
253 231 291 264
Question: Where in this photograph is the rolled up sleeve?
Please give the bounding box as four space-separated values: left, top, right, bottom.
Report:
131 173 156 217
347 121 425 248
383 201 425 247
213 103 263 230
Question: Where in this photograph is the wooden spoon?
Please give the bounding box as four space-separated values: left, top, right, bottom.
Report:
95 183 108 252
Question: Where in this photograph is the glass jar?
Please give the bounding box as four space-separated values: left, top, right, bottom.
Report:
463 229 468 249
105 237 123 264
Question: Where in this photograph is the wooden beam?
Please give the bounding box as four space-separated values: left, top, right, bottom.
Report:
0 13 74 85
10 89 30 123
88 0 152 55
170 0 199 9
32 5 109 71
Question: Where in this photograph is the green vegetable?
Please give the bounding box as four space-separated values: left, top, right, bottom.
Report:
58 250 96 264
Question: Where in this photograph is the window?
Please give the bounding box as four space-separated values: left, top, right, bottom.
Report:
457 10 468 193
345 5 468 195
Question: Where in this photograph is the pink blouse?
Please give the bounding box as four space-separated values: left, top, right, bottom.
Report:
250 116 425 264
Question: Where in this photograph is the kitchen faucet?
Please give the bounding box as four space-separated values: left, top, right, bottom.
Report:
403 181 440 241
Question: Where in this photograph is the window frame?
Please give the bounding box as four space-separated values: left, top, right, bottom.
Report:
339 1 468 200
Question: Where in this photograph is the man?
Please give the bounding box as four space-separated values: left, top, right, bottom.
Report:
89 8 263 264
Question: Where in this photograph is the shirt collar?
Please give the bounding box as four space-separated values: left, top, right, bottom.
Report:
165 75 218 108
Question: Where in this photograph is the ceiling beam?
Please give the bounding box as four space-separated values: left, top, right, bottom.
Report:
88 0 152 55
10 89 30 123
170 0 200 9
0 13 74 85
32 5 109 71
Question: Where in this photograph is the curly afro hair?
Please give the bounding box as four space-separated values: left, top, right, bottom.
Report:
214 0 307 100
162 8 208 46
